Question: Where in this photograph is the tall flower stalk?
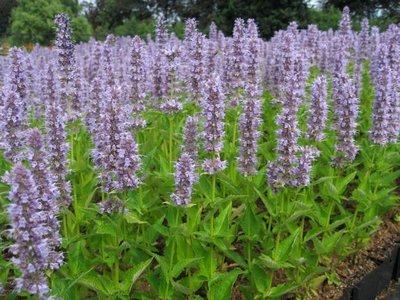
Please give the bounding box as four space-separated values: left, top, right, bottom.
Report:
55 13 75 112
23 128 63 270
44 64 72 209
5 163 51 297
307 75 328 141
202 73 227 174
237 19 262 176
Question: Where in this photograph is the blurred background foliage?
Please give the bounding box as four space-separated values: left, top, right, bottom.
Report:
0 0 399 46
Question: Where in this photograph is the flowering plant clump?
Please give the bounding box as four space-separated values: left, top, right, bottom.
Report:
0 8 400 300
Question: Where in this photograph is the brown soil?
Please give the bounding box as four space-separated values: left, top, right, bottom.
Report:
309 207 400 300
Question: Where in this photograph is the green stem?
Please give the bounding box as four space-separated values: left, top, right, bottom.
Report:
73 187 79 235
209 174 216 279
114 244 120 285
246 180 252 265
166 229 177 299
169 117 174 167
138 185 143 213
62 214 68 239
326 201 335 228
300 216 305 244
273 192 285 259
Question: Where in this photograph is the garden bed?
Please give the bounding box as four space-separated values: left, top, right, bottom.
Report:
311 207 400 300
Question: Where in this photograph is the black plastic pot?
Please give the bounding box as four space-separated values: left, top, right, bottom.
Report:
339 244 400 300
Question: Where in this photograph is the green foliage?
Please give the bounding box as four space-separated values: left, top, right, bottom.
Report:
309 5 342 30
321 0 400 20
0 0 17 37
10 0 65 45
113 17 155 39
9 0 92 46
71 15 92 43
213 0 311 38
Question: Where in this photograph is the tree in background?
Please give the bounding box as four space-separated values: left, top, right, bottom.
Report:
213 0 310 38
84 0 310 39
320 0 400 24
309 5 342 30
9 0 92 45
0 0 17 38
84 0 152 37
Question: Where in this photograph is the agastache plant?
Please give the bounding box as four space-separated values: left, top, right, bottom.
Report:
5 163 51 297
237 19 262 176
98 196 126 214
44 64 72 208
202 73 227 174
114 131 141 191
371 43 399 145
129 36 147 128
8 47 28 108
182 115 199 161
307 75 328 141
227 18 247 106
187 29 205 104
0 86 26 162
295 146 320 187
92 86 141 192
332 74 360 166
23 129 63 270
370 45 396 145
55 13 75 110
171 153 198 205
267 31 301 188
359 18 370 60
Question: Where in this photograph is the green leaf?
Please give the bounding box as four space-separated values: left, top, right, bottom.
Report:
61 267 95 297
207 269 243 300
215 202 232 236
274 228 300 262
250 263 271 293
77 275 110 296
171 257 203 278
122 258 153 293
337 171 357 195
241 205 261 238
267 282 298 298
124 212 148 224
259 255 293 270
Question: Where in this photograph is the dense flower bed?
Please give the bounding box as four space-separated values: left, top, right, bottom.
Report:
0 7 399 299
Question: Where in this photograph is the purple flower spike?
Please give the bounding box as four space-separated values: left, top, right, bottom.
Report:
92 86 141 193
44 64 72 208
294 146 320 187
182 115 199 161
23 128 63 270
172 153 198 205
0 86 26 162
160 99 183 114
98 197 126 214
202 157 227 175
307 75 328 141
129 36 146 109
8 47 28 108
226 18 247 105
267 31 302 188
5 163 50 297
237 98 262 176
202 73 226 154
370 44 399 145
54 13 75 107
114 131 141 191
332 74 359 166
